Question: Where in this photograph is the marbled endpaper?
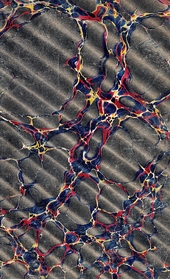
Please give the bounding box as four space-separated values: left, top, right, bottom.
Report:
0 0 170 278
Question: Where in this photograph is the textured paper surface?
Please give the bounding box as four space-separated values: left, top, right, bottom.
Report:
0 0 170 278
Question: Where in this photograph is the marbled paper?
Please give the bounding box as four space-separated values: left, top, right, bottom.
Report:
0 0 170 278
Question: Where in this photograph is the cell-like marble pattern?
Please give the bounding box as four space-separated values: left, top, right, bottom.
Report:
0 0 170 278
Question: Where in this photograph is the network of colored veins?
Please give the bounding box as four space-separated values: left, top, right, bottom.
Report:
0 0 170 278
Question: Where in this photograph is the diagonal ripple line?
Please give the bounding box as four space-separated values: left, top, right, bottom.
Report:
0 47 75 113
